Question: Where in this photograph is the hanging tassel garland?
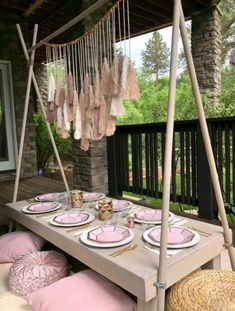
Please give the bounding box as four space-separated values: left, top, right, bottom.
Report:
45 0 140 151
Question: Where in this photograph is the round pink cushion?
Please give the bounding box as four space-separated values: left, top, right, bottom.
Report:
9 251 70 296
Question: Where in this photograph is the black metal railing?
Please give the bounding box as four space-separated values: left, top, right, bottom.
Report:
107 117 235 220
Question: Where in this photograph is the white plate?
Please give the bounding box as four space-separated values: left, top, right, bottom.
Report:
129 209 175 224
35 192 66 202
49 212 95 227
22 202 62 214
143 226 200 249
80 226 135 248
95 199 133 212
83 192 105 202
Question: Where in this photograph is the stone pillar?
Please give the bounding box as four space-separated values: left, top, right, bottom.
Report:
71 0 112 194
73 138 108 194
191 7 222 104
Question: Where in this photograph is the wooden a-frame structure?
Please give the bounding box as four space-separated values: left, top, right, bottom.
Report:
13 0 235 309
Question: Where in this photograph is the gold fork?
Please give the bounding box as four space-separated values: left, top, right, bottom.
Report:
36 211 60 219
109 244 137 257
186 225 211 237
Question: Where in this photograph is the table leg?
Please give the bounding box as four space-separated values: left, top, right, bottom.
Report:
201 254 221 269
137 297 157 311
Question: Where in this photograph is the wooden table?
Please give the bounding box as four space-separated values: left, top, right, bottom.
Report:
2 200 228 311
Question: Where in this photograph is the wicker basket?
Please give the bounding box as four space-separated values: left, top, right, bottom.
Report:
166 269 235 311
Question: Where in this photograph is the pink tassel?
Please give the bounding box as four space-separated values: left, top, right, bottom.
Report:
58 87 65 107
81 137 89 151
120 55 129 96
123 61 140 100
94 71 101 108
92 108 103 140
112 56 120 96
46 103 56 123
63 101 70 131
67 73 74 105
98 96 108 135
83 73 90 108
105 115 116 136
101 58 112 96
56 106 63 129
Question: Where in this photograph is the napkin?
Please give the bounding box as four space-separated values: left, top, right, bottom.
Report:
83 193 103 201
113 200 130 210
53 213 89 224
135 210 162 221
28 202 57 212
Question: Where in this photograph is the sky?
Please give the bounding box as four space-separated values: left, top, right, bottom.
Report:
129 26 184 68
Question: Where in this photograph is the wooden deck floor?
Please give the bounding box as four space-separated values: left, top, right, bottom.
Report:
0 176 67 205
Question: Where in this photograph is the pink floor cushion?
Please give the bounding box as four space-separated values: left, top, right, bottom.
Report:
0 231 45 263
9 251 70 296
25 269 137 311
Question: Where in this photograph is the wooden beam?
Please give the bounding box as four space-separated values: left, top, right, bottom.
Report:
0 0 28 11
28 0 110 53
23 0 46 17
130 3 172 22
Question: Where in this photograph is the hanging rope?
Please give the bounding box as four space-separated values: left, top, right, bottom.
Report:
44 0 140 151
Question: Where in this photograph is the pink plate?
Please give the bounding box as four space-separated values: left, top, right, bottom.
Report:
27 202 58 212
112 200 131 211
135 209 162 221
149 227 195 245
83 192 105 202
88 225 130 243
53 212 89 224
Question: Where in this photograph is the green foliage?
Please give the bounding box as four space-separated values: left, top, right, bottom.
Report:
33 113 72 171
141 31 170 81
117 65 235 125
216 67 235 116
218 0 235 64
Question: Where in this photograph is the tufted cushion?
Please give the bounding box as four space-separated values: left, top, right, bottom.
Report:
0 263 33 310
0 231 45 263
0 263 12 297
25 269 137 311
9 251 70 296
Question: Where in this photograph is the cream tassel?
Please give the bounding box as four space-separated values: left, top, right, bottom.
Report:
74 106 82 140
48 74 55 103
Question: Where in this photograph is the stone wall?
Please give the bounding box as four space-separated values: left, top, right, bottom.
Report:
191 7 222 104
0 8 38 182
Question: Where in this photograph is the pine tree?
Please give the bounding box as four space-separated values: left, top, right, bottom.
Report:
141 31 170 82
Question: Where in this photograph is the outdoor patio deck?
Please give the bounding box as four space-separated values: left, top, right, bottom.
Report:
0 176 67 205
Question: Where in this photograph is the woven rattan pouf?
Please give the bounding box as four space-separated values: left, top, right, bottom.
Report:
166 269 235 311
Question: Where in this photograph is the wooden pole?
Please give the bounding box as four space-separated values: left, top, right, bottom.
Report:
27 0 110 53
12 24 38 203
16 24 70 193
179 9 235 270
157 0 181 310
